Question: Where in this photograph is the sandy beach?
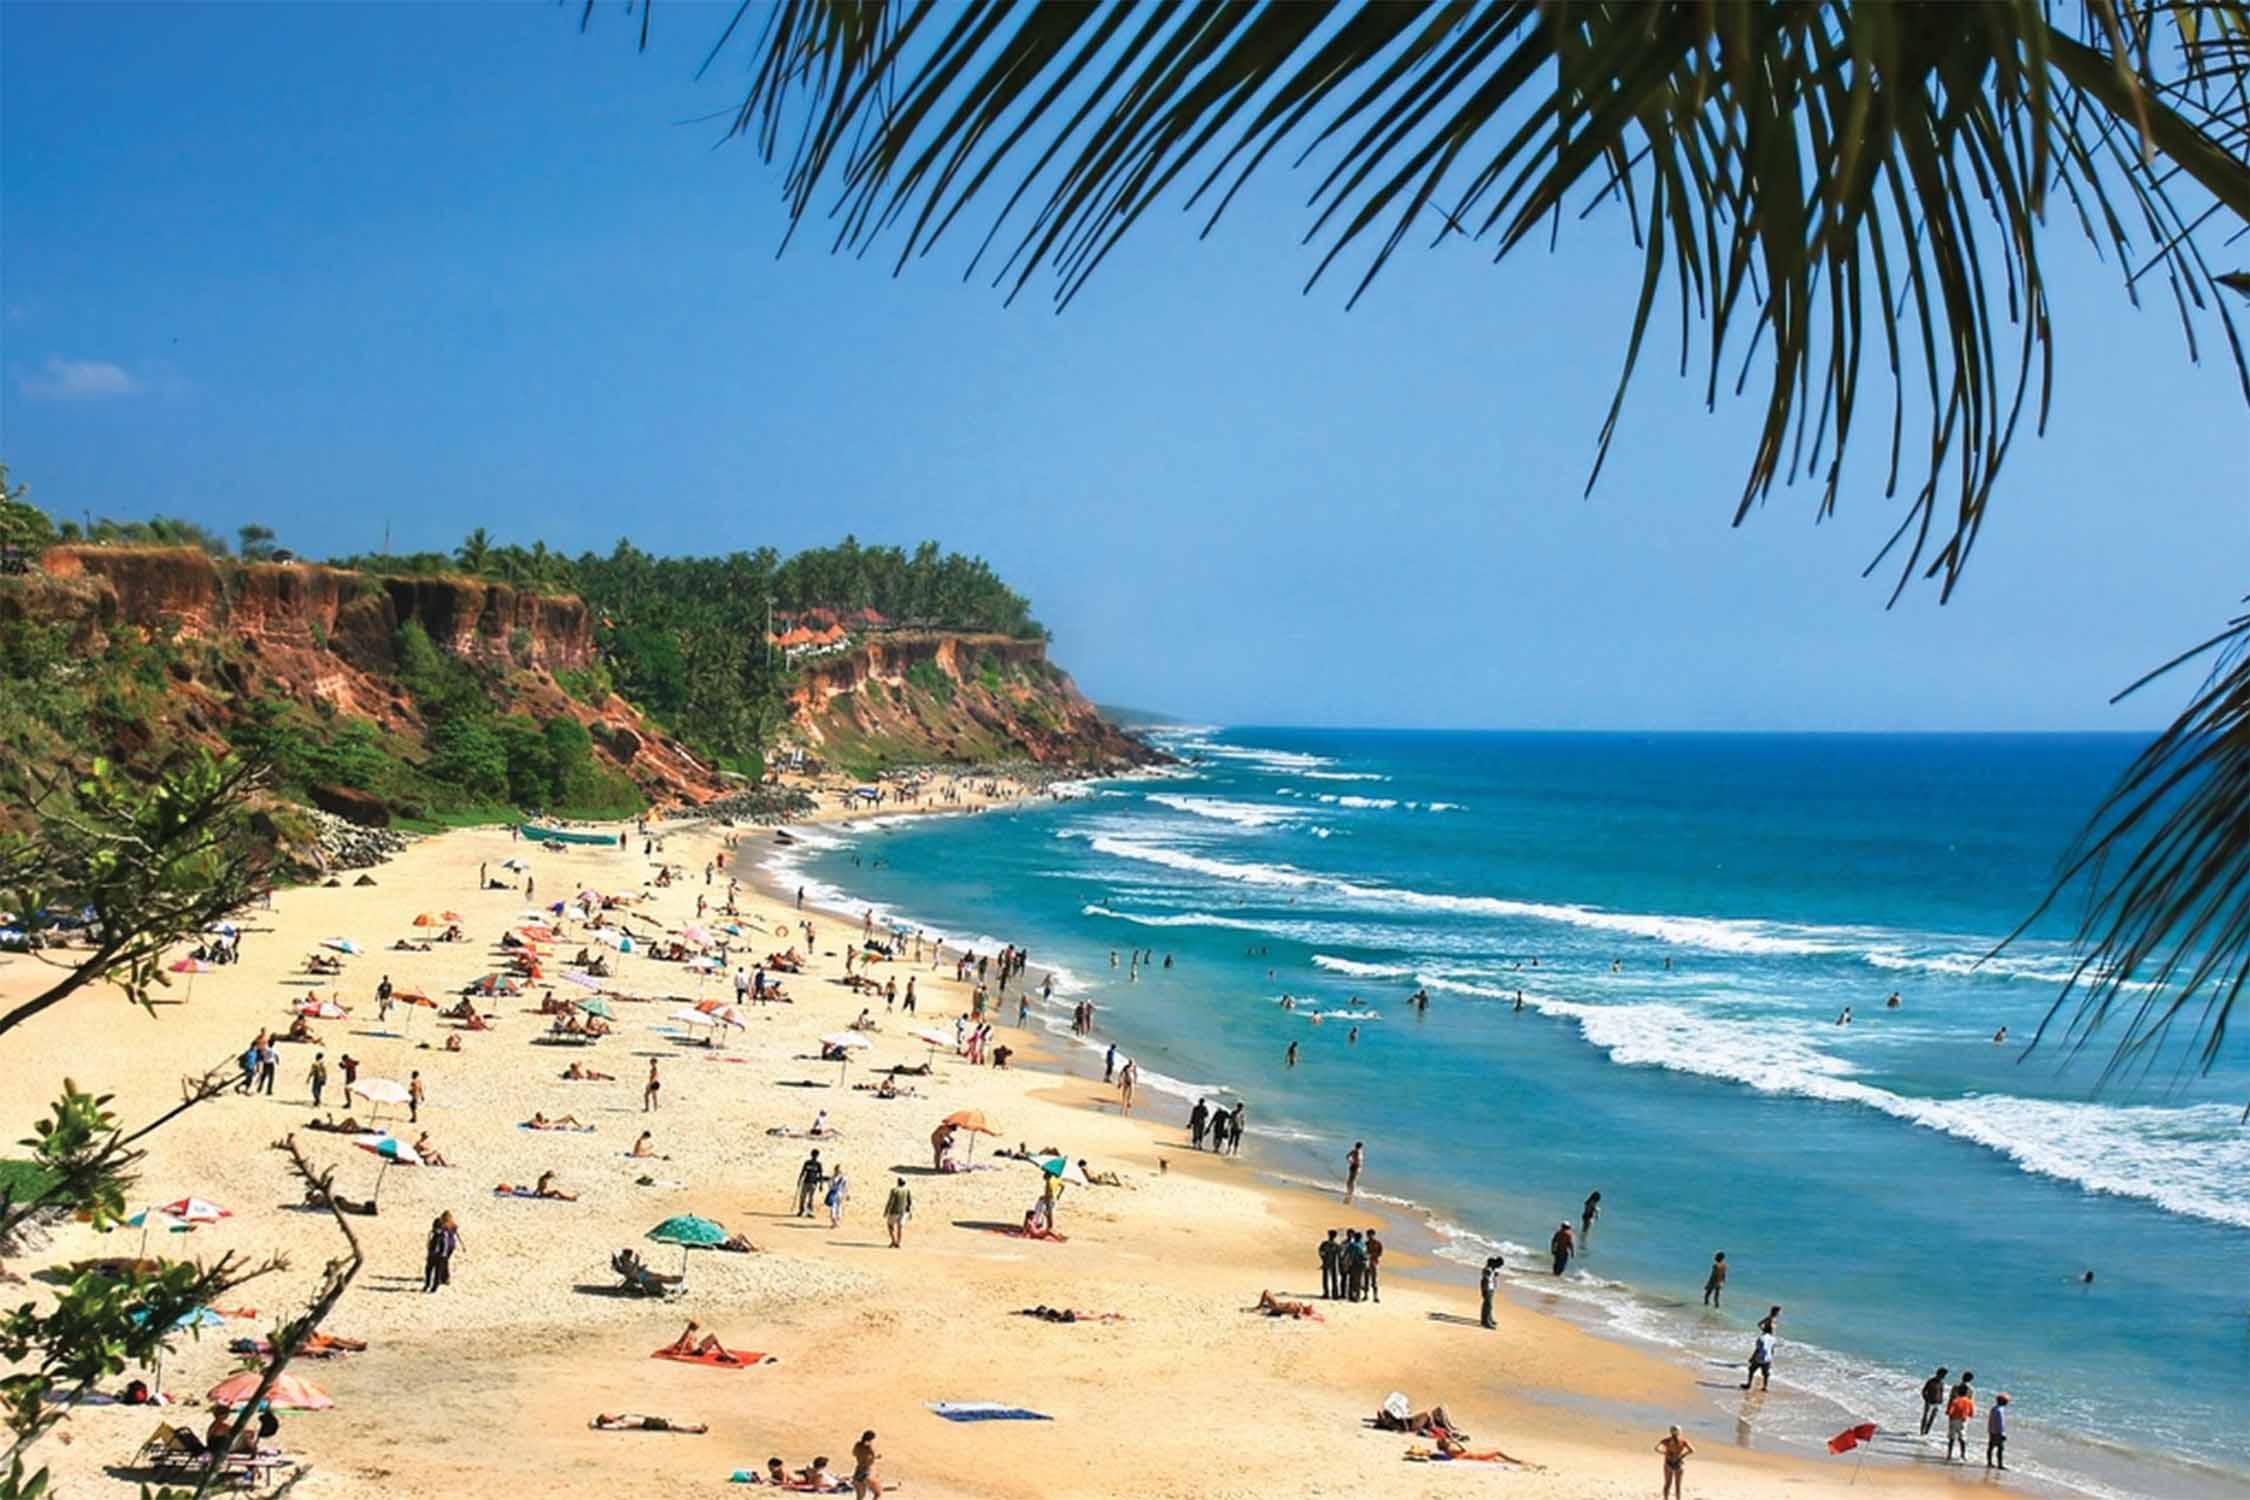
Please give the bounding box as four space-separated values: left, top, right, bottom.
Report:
2 796 2047 1499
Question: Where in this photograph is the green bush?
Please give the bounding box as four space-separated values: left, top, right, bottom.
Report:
429 714 507 799
508 625 533 666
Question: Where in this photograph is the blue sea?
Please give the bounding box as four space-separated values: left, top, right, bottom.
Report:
773 729 2247 1499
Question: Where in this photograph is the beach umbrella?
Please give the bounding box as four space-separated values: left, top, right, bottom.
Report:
940 1108 998 1164
645 1214 731 1281
353 1135 421 1165
412 913 441 927
124 1208 191 1257
910 1026 955 1064
559 970 604 992
167 956 212 1002
298 999 348 1020
501 858 529 872
354 1133 421 1199
391 987 436 1036
821 1030 871 1083
708 1005 747 1030
208 1370 333 1411
441 910 463 922
578 997 614 1020
1030 1155 1088 1187
681 924 712 946
154 1197 231 1225
349 1077 410 1125
321 938 359 955
205 921 238 938
686 955 721 972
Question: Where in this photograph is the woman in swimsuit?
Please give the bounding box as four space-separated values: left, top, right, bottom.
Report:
1657 1425 1694 1497
590 1413 707 1433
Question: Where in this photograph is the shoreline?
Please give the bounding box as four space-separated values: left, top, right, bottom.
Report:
0 800 2106 1499
747 793 2244 1500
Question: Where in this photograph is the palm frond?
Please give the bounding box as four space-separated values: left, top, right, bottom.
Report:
2012 610 2250 1101
593 0 2250 604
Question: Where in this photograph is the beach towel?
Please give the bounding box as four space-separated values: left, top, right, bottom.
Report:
727 1476 850 1492
926 1402 1052 1422
651 1346 773 1369
491 1186 571 1199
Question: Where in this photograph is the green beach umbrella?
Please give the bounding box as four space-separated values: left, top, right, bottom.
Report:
646 1214 730 1280
579 997 614 1020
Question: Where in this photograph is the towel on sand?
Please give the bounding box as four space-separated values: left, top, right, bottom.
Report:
926 1402 1052 1422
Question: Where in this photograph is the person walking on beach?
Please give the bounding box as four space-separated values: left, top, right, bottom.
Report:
423 1212 460 1292
1550 1221 1576 1276
1703 1251 1727 1307
339 1053 358 1092
824 1166 850 1229
1364 1228 1384 1302
1985 1392 2009 1470
1319 1230 1341 1299
1656 1425 1694 1499
902 977 916 1014
1918 1366 1950 1435
1478 1255 1504 1328
796 1150 824 1216
1945 1384 1976 1460
1228 1102 1246 1155
1343 1142 1363 1205
407 1070 424 1123
1103 1044 1116 1083
308 1052 328 1109
1189 1099 1210 1150
883 1177 911 1249
257 1040 278 1095
1742 1326 1775 1390
643 1058 661 1112
1116 1059 1137 1114
851 1429 883 1499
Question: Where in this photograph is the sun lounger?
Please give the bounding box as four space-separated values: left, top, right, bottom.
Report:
132 1423 293 1490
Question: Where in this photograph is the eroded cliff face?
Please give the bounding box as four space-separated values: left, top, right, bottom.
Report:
786 631 1157 771
37 547 593 672
15 546 719 804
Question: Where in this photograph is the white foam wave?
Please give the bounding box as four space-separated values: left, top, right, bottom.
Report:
1081 904 1271 931
1301 770 1389 782
1311 955 1417 979
1173 738 1337 772
1313 793 1398 809
1144 793 1298 830
1520 994 2250 1229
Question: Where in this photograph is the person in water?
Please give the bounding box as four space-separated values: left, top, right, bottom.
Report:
1703 1251 1727 1307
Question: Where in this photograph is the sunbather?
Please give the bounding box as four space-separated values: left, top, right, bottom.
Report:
1078 1160 1129 1187
590 1412 707 1433
561 1063 615 1081
523 1113 588 1130
660 1320 740 1360
1374 1402 1459 1437
1254 1290 1322 1320
532 1170 577 1201
1429 1430 1527 1464
412 1132 450 1167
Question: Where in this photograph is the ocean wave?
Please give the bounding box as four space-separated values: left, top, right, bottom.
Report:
1144 793 1298 830
1311 955 1417 979
1173 738 1337 772
1520 994 2250 1229
1314 794 1398 809
1301 770 1389 782
1081 904 1273 931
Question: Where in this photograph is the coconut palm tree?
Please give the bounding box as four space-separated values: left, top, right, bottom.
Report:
454 527 495 576
585 0 2247 1082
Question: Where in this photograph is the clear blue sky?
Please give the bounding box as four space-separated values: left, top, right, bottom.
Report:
4 3 2243 731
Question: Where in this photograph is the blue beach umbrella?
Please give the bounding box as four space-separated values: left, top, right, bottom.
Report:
645 1214 730 1280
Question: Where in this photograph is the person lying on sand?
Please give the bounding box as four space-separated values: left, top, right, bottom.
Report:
717 1232 762 1254
590 1413 707 1433
523 1112 589 1130
532 1170 577 1201
562 1063 615 1081
661 1320 740 1360
303 1114 368 1134
1254 1290 1322 1320
1373 1402 1459 1437
412 1132 450 1167
880 1063 931 1078
1408 1432 1531 1465
1077 1160 1131 1188
1018 1306 1123 1323
628 1131 667 1159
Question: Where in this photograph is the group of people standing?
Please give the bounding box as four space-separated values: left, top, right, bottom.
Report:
1919 1366 2010 1468
1315 1227 1383 1301
1186 1097 1244 1154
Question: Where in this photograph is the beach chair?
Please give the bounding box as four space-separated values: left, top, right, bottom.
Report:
611 1249 683 1297
132 1422 207 1483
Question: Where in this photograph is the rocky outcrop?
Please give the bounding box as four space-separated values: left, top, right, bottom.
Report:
785 631 1160 771
308 782 390 827
303 809 413 871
